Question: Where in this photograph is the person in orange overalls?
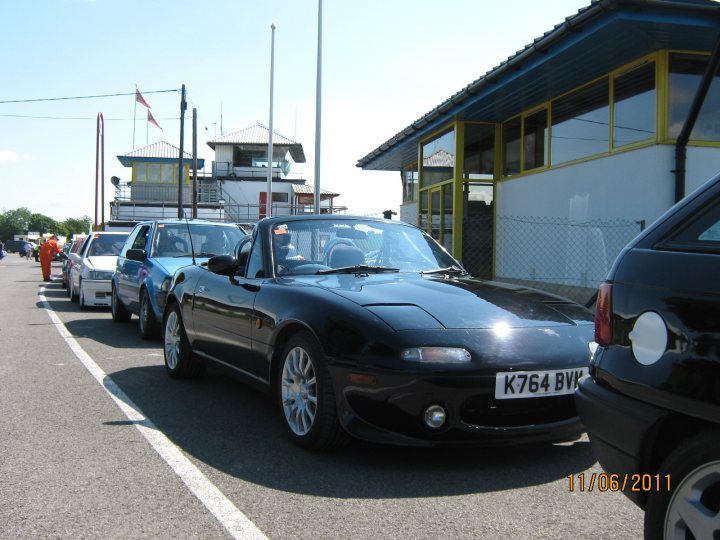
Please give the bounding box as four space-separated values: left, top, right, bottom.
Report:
40 235 61 281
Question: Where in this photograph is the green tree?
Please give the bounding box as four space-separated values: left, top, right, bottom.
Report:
28 213 58 236
58 216 92 238
0 207 32 242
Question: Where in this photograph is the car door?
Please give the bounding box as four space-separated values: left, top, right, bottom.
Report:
192 235 265 380
116 223 152 313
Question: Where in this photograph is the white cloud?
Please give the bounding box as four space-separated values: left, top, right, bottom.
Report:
0 150 19 162
0 150 32 162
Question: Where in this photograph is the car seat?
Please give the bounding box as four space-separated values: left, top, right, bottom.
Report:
328 244 365 268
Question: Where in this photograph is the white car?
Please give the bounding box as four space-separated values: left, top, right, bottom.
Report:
68 231 130 309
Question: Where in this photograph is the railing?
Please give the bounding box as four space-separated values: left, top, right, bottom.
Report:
112 181 221 204
110 180 348 224
212 162 304 180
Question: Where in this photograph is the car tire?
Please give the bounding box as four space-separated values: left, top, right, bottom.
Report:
79 280 87 310
277 331 348 450
69 278 78 302
644 429 720 540
163 303 203 379
139 289 159 340
111 285 131 323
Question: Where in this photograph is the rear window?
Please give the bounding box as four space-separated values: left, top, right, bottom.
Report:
658 196 720 253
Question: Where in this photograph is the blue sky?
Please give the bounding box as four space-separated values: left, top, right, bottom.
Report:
0 0 590 221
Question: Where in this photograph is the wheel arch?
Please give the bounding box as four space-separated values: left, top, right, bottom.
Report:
638 412 720 507
269 321 322 396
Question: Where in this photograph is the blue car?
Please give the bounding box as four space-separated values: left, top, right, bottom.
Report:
111 219 247 339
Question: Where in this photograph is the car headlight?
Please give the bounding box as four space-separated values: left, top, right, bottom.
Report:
159 277 171 293
400 347 471 364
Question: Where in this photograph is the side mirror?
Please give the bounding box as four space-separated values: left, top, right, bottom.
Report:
126 248 146 262
208 255 239 276
68 252 81 263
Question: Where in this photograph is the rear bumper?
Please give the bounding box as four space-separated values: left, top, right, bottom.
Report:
574 375 669 508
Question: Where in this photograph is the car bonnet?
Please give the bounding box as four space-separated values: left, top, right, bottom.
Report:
309 274 593 330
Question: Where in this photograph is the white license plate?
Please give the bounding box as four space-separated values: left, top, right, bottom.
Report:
494 367 588 399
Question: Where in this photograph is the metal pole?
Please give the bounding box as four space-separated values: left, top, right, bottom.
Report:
267 24 276 218
192 108 198 219
314 0 322 214
100 113 105 230
178 84 186 218
94 113 100 231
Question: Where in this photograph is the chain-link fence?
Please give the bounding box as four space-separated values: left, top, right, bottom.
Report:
497 215 643 305
462 215 644 306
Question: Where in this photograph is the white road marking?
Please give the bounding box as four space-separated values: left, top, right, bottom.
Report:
39 286 268 540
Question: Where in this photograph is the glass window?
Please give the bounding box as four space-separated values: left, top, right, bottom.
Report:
245 234 265 278
502 117 521 176
669 53 720 141
419 190 428 232
664 196 720 252
134 163 147 182
403 165 418 202
464 123 495 179
421 129 455 187
431 190 441 242
161 164 175 183
523 109 548 170
149 163 161 182
613 62 656 148
443 184 453 252
551 78 609 165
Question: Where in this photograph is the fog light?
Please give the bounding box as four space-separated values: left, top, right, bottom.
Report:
423 404 447 429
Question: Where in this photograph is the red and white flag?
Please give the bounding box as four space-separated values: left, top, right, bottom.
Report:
147 110 162 130
135 89 151 108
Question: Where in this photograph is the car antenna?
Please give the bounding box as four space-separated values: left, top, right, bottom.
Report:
184 216 196 265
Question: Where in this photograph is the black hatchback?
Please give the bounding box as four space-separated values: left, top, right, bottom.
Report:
575 173 720 539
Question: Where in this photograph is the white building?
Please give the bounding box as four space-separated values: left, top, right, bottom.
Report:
110 124 343 228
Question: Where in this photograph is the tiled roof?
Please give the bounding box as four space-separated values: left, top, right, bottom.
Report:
117 140 200 167
292 183 339 197
207 123 306 163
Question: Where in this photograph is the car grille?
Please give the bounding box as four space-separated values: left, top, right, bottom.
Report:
460 394 577 427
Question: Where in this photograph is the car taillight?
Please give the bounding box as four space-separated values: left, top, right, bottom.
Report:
595 283 613 346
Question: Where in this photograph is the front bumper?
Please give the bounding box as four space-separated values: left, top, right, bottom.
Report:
81 279 112 306
330 365 585 447
574 375 669 508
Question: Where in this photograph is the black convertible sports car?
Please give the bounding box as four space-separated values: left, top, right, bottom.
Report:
162 215 594 449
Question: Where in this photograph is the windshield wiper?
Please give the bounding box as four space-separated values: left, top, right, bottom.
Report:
317 265 399 275
420 265 468 276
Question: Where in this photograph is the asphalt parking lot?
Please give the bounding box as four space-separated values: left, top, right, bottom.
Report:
0 256 644 539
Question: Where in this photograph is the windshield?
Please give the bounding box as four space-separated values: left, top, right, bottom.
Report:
271 219 460 276
86 234 129 257
152 223 246 257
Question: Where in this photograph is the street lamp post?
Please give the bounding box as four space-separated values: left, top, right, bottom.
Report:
314 0 322 214
266 23 276 218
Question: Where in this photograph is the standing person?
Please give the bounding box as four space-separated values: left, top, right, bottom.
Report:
39 235 61 281
0 239 5 260
22 240 33 260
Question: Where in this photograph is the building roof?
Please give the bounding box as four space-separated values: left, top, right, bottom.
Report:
292 184 340 197
357 0 720 171
207 123 306 163
117 140 203 168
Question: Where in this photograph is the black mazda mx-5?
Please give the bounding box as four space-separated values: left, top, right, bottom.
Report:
162 215 594 450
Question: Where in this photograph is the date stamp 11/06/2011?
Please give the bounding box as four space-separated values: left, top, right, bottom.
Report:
568 473 671 493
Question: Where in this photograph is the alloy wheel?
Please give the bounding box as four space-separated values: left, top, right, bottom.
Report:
281 346 318 436
164 310 181 371
665 460 720 538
